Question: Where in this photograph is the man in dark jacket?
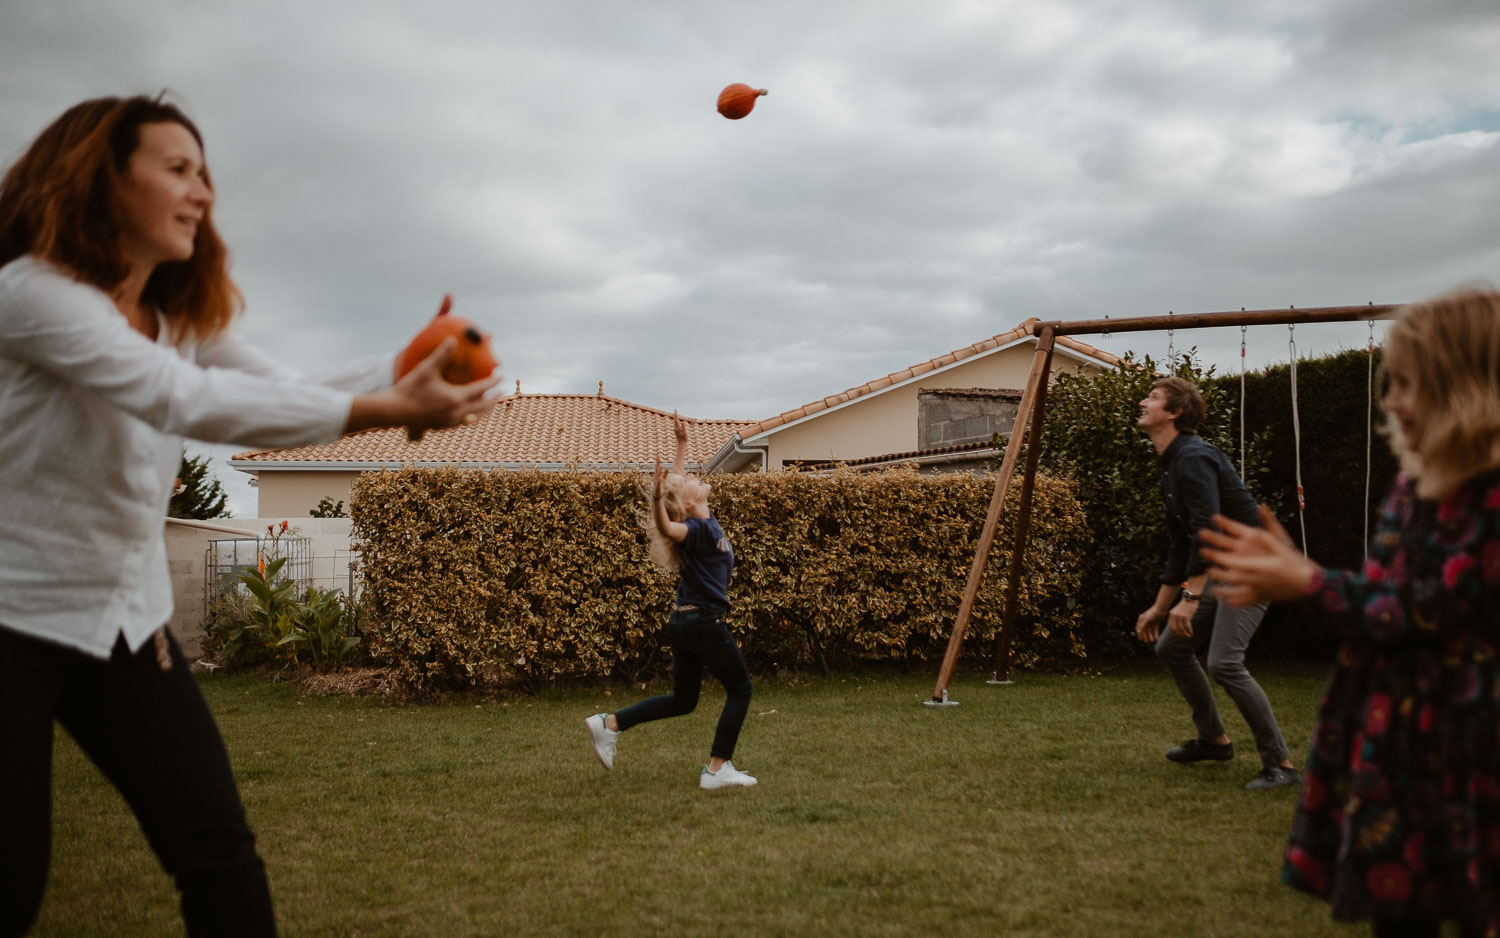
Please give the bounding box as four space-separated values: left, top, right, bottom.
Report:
1134 377 1299 791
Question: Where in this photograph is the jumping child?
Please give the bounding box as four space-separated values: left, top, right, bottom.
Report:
1203 287 1500 938
585 413 757 789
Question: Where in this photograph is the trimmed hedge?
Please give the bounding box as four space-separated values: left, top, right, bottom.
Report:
351 467 1090 693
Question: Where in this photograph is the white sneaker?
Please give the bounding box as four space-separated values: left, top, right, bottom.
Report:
699 760 757 789
585 713 618 770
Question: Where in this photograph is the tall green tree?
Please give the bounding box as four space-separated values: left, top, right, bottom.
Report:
168 449 231 519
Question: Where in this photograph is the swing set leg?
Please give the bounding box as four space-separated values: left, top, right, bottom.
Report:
927 331 1056 706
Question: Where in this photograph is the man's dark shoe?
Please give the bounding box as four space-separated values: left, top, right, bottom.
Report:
1165 739 1235 763
1245 765 1301 791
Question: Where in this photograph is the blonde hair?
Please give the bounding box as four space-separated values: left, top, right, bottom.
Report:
639 471 690 575
1383 286 1500 498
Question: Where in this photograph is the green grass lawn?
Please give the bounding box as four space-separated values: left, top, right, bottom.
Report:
34 663 1351 937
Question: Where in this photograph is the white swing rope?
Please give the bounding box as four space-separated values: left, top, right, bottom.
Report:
1239 324 1247 478
1365 318 1375 564
1288 322 1308 555
1165 310 1175 371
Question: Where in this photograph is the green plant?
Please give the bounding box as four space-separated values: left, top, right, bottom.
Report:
310 496 347 519
200 589 255 665
168 448 230 519
242 557 299 664
278 586 362 669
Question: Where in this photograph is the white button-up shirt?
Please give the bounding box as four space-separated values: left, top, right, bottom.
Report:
0 256 393 659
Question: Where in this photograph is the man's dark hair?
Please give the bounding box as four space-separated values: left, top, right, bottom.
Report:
1150 377 1204 434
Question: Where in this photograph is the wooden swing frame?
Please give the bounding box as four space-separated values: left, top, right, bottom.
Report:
928 303 1401 706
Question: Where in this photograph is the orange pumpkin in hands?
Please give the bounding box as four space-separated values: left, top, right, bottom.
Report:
395 294 498 384
717 84 768 120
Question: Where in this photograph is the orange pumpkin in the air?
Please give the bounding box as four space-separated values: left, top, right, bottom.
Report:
717 84 768 120
395 294 498 384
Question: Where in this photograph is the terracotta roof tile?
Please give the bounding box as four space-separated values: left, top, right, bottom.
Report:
736 319 1120 439
233 393 755 469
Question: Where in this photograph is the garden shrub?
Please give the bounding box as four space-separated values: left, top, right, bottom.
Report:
351 466 1090 693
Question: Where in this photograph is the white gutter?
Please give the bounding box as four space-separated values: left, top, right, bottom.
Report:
705 434 767 473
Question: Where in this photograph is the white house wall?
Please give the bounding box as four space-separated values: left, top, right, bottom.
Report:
254 470 363 519
760 344 1099 468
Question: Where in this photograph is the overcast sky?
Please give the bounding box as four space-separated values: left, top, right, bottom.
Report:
4 0 1497 516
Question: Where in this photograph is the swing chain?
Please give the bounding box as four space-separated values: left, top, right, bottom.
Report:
1239 325 1247 478
1365 318 1376 563
1288 322 1308 555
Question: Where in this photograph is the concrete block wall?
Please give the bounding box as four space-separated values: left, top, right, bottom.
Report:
917 388 1022 450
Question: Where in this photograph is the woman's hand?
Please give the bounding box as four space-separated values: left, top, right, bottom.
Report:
1200 505 1321 606
347 338 502 440
653 457 667 501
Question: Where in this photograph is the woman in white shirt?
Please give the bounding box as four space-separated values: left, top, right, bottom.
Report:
0 95 498 938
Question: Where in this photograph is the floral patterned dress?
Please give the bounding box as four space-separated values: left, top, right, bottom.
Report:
1283 467 1500 932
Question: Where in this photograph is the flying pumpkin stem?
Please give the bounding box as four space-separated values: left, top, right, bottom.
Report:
717 83 768 120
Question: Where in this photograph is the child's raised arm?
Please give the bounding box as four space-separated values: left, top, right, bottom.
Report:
671 410 687 475
653 457 688 543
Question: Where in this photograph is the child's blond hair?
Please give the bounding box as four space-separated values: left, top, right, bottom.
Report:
1384 286 1500 498
639 471 690 575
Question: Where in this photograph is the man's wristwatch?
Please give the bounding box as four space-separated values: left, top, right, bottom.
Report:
1181 587 1202 602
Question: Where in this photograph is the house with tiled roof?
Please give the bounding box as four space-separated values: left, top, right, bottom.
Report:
706 319 1120 473
230 383 756 517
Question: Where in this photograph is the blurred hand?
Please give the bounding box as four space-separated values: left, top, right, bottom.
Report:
347 337 502 441
1200 505 1320 606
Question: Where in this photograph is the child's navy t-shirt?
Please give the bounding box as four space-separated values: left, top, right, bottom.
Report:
675 515 734 613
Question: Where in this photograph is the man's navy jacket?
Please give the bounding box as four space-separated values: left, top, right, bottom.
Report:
1157 433 1261 586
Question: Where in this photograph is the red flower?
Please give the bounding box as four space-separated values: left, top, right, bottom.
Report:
1350 731 1367 771
1366 862 1412 903
1365 693 1393 737
1301 772 1326 811
1438 491 1471 523
1482 541 1500 585
1444 554 1477 589
1404 833 1427 874
1286 846 1328 893
280 520 289 531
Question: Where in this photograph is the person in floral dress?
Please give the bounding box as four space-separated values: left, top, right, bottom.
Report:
1201 287 1500 938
